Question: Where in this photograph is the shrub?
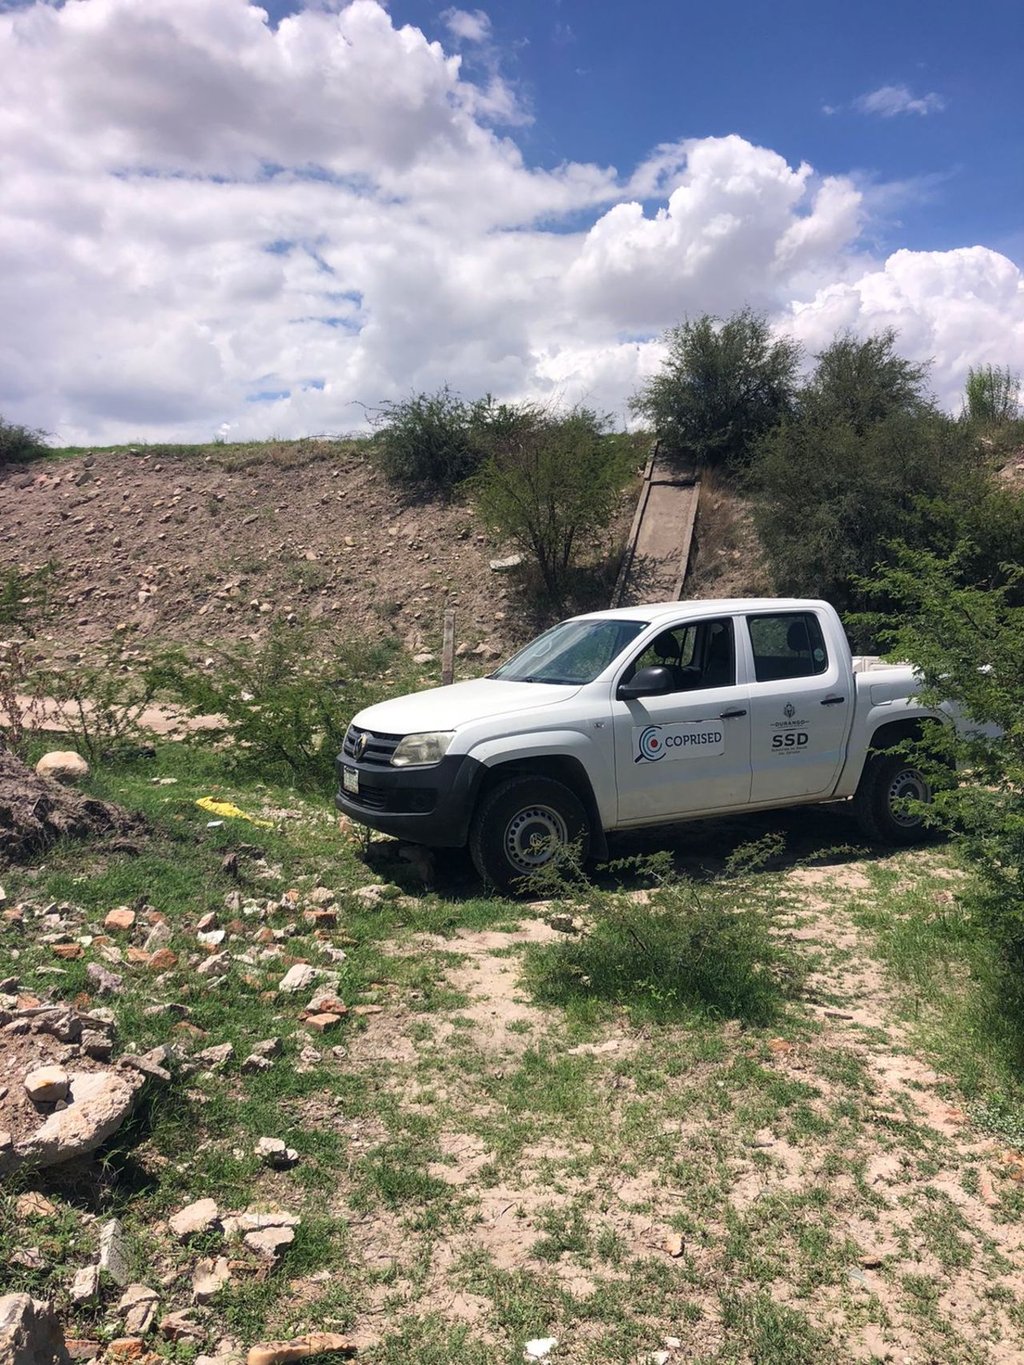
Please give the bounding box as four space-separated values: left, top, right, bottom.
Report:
629 309 801 473
470 406 633 604
146 624 408 791
0 416 49 465
371 386 482 493
867 545 1024 965
963 363 1021 426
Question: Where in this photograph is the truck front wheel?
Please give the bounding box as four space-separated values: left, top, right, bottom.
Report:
854 751 935 844
469 776 590 894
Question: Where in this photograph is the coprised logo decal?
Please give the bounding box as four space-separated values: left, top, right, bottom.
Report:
633 722 726 762
636 726 664 762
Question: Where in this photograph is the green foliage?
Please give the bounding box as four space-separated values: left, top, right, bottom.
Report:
747 327 1024 632
751 406 973 622
867 545 1024 964
524 864 801 1026
470 405 633 604
0 415 49 464
963 363 1021 426
629 308 801 472
0 564 55 757
146 623 407 790
802 328 931 432
371 385 484 493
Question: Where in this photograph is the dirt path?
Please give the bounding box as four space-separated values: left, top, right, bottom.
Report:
326 855 1024 1362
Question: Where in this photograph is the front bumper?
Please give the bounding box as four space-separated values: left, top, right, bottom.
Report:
334 751 484 847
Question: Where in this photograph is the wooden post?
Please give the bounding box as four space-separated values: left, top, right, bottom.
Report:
441 609 456 686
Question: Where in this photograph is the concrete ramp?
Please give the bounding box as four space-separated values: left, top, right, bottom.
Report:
612 446 700 606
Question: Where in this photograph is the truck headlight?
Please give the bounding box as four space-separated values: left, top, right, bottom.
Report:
390 731 455 767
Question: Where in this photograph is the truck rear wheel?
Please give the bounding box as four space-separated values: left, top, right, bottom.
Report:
469 776 590 894
854 751 935 844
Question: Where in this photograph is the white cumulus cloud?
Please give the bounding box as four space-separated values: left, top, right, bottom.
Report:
0 0 1018 445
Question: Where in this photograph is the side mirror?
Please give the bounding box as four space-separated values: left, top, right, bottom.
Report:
617 665 673 701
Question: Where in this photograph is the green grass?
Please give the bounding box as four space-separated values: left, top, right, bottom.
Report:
7 742 1024 1360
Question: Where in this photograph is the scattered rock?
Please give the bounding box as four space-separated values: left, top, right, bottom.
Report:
489 554 523 572
70 1266 100 1305
277 965 316 993
244 1226 295 1260
663 1233 684 1258
98 1218 131 1287
304 1012 342 1034
16 1192 58 1218
35 752 90 785
118 1286 160 1336
245 1333 355 1365
104 908 136 932
254 1137 299 1170
191 1257 231 1305
0 1293 71 1365
14 1071 142 1169
159 1312 204 1344
168 1198 221 1242
194 1043 234 1068
86 963 123 996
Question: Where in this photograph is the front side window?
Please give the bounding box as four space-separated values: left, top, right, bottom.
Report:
492 618 647 685
747 613 828 682
623 618 735 691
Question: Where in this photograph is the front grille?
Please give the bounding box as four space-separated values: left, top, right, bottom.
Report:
345 784 436 815
342 725 402 767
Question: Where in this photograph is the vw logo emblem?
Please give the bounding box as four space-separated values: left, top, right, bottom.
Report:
354 732 369 760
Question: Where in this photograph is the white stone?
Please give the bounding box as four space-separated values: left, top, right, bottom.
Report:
24 1066 69 1104
524 1340 558 1361
35 751 89 784
278 964 316 993
168 1198 220 1241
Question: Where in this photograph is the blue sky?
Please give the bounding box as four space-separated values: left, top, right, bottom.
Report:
268 0 1023 262
1 0 1021 443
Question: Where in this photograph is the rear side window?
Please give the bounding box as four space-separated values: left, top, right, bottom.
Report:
748 613 828 682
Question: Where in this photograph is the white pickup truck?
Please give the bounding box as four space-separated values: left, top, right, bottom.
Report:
336 598 951 890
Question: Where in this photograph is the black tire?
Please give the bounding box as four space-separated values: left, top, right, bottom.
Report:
854 751 934 844
468 776 590 894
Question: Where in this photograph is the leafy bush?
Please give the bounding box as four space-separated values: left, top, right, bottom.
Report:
371 386 483 493
751 407 973 624
868 545 1024 964
0 416 49 465
629 309 801 473
146 624 408 791
745 328 1023 634
523 868 799 1026
470 405 633 604
801 328 930 431
963 363 1021 426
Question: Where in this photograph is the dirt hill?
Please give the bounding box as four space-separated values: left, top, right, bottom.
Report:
1 441 770 673
0 442 557 667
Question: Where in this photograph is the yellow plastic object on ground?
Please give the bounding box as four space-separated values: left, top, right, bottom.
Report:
196 797 274 828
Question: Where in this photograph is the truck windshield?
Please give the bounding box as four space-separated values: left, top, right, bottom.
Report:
491 618 647 686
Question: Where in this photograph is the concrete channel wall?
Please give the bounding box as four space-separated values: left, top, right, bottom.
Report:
611 445 701 607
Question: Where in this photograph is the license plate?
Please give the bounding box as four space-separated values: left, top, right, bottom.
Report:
342 766 359 795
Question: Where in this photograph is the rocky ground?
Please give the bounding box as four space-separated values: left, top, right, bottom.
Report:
3 756 1024 1363
0 442 637 670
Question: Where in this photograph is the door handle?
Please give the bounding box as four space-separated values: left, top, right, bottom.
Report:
821 695 845 706
718 708 748 719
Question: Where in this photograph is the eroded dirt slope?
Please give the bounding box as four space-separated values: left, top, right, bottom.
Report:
0 443 538 664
